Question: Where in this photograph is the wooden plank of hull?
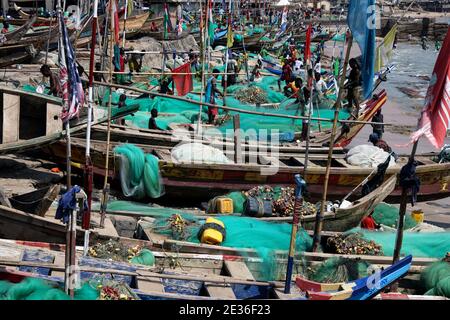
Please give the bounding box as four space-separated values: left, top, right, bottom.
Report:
9 185 61 216
301 175 397 232
43 135 450 204
205 283 237 299
0 44 38 68
224 260 256 281
0 205 68 244
119 12 150 32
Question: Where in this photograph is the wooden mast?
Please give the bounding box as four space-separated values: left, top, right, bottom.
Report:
311 33 353 252
196 0 208 135
82 0 99 230
222 0 233 107
122 0 129 48
99 0 115 228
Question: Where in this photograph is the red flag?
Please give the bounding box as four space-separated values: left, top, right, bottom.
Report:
304 24 312 62
172 63 193 96
411 27 450 149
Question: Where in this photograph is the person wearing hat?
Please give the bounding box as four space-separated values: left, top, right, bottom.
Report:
128 47 143 73
369 133 392 154
345 58 362 118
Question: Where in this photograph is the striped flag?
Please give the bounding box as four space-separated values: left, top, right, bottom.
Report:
164 3 173 39
411 27 450 149
58 11 85 123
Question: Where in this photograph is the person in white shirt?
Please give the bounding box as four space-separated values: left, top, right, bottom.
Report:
314 56 322 75
293 59 303 77
313 72 327 107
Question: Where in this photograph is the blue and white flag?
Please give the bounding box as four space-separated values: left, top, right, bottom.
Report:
58 11 85 122
347 0 376 99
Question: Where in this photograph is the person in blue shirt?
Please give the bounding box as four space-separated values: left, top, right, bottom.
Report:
205 69 224 124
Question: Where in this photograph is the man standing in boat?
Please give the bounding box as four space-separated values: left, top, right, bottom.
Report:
345 58 362 118
205 69 224 125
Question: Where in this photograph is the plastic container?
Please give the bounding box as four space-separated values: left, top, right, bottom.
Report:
200 218 225 245
216 198 233 214
411 210 424 224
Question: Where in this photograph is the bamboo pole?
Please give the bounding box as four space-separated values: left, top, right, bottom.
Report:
196 0 207 135
391 140 419 292
92 70 275 76
222 0 233 107
99 0 115 229
121 0 128 48
44 0 55 65
311 33 353 252
82 0 99 231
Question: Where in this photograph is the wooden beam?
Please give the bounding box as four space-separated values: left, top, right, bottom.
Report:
224 260 255 281
205 283 237 299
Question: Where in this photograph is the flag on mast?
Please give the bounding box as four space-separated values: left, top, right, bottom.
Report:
164 3 173 39
375 25 398 73
411 27 450 149
227 10 234 48
58 11 84 122
207 0 215 42
347 0 376 99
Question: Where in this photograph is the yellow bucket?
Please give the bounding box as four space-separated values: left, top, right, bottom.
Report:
411 210 424 224
200 217 226 245
215 198 233 214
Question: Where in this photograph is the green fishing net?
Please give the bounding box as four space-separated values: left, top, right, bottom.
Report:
114 144 164 199
421 262 450 298
130 249 155 266
372 203 418 229
346 228 450 259
309 257 372 283
102 200 313 281
0 278 99 300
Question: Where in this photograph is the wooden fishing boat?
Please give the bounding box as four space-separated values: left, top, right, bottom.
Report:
8 185 61 216
0 238 432 299
85 89 387 152
295 255 412 300
214 31 267 50
119 12 150 38
140 16 164 34
43 133 450 204
103 175 397 232
14 4 57 27
0 86 140 155
0 16 36 46
265 175 397 232
0 44 39 68
139 25 192 41
0 239 276 300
